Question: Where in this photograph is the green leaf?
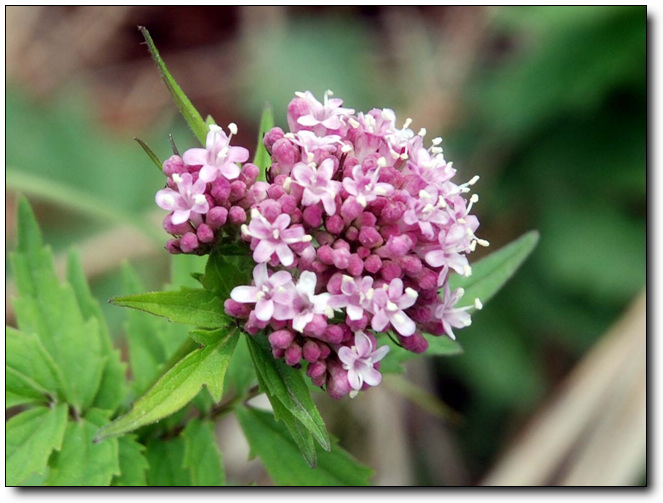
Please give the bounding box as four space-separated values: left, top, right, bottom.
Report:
112 435 149 486
6 327 65 406
6 403 68 486
121 264 170 395
67 251 126 412
254 103 274 181
111 288 232 329
449 230 540 309
139 26 208 145
95 328 239 440
134 137 163 171
46 409 120 486
237 407 373 486
380 333 463 373
182 418 225 486
144 436 192 486
225 334 258 398
201 245 252 298
246 336 331 455
11 197 105 412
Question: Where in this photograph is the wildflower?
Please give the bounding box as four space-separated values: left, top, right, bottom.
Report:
242 210 311 267
183 124 249 182
230 263 296 322
370 278 418 336
291 271 332 332
291 158 342 215
155 172 209 225
337 331 389 391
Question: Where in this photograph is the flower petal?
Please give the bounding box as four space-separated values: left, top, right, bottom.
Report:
230 285 258 303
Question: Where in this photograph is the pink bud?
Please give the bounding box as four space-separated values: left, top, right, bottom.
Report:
224 299 251 318
285 344 302 366
162 155 186 176
340 197 363 221
272 347 285 359
304 314 328 338
326 273 344 295
210 176 231 204
344 226 359 242
206 206 228 229
279 194 298 214
196 223 215 243
166 239 182 254
381 201 405 223
332 247 351 270
381 260 402 282
322 324 344 344
303 204 323 228
229 180 247 202
358 227 383 248
410 306 433 324
180 232 199 253
347 254 364 276
228 206 247 225
326 214 344 235
263 127 285 154
245 181 269 205
358 212 377 228
417 268 438 290
364 254 383 274
306 360 327 379
346 313 369 331
400 255 423 276
357 246 371 259
258 199 282 222
317 245 335 265
326 362 352 399
287 98 311 132
239 163 259 185
399 331 429 353
303 340 322 362
272 138 299 169
269 329 296 350
163 215 193 235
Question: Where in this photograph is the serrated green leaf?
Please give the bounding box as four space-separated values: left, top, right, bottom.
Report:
121 264 170 395
112 435 149 486
201 246 252 298
67 251 126 412
6 403 68 486
11 198 105 412
6 327 65 406
46 410 120 486
95 328 238 440
144 436 192 486
139 26 208 145
182 418 225 486
246 335 331 455
111 288 232 329
254 103 274 181
237 407 373 486
448 230 540 309
225 334 258 399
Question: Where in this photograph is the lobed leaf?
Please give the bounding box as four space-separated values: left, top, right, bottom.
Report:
144 436 192 486
182 418 226 486
111 287 232 329
45 409 120 486
237 407 373 486
95 328 238 440
6 403 68 486
112 435 149 487
139 26 208 145
201 246 253 299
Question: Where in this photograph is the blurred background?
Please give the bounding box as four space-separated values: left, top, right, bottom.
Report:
5 6 647 486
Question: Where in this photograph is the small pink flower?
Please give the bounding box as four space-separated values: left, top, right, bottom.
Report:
155 172 209 225
434 285 475 340
370 278 418 336
295 90 355 131
243 210 311 267
342 164 394 208
329 275 375 321
337 331 389 391
292 271 332 332
402 186 450 239
230 263 296 322
183 124 249 182
291 158 342 215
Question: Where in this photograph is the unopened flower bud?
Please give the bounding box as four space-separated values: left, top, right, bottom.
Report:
268 329 296 350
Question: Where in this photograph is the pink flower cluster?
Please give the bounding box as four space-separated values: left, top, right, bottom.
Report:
155 124 267 254
155 91 486 398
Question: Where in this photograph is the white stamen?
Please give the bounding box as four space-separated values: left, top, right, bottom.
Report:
228 122 238 135
400 153 409 160
437 196 447 208
341 144 353 153
464 265 472 277
209 124 222 133
283 177 292 192
240 224 249 235
365 288 374 301
172 173 183 184
464 318 472 327
469 175 480 185
218 146 229 159
356 194 367 207
326 89 334 96
386 301 399 312
432 137 442 146
284 132 296 139
422 203 435 214
381 109 395 122
403 118 412 129
431 147 443 155
458 218 466 224
457 288 466 298
375 187 387 196
418 128 427 137
307 152 315 163
194 194 207 205
302 235 313 242
377 157 387 168
295 91 306 99
349 390 359 398
250 208 260 219
272 229 280 239
470 194 479 204
405 287 418 299
477 238 490 247
419 189 433 200
470 240 477 252
474 298 483 310
342 275 354 285
348 118 360 128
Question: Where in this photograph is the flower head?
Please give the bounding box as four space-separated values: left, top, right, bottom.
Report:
155 172 209 225
183 124 249 182
337 331 389 391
